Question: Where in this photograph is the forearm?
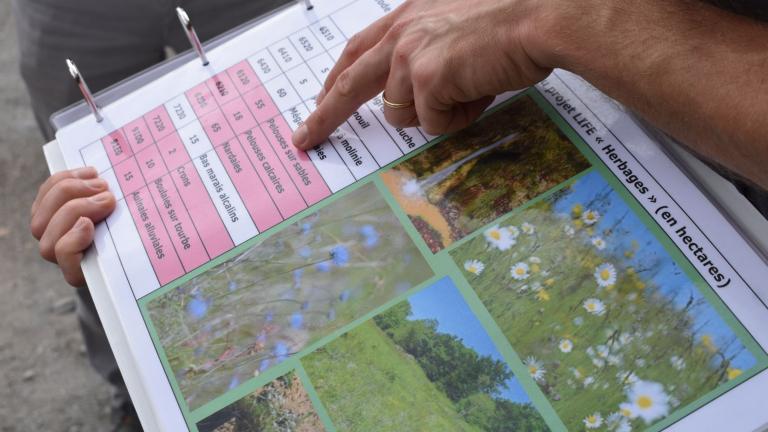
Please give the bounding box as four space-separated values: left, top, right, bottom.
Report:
540 0 768 190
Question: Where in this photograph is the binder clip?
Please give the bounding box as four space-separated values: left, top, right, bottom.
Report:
176 7 210 66
66 59 103 123
302 0 314 10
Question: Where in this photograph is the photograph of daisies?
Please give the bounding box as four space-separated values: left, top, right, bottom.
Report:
450 171 766 431
197 371 322 432
145 182 433 410
381 93 590 253
302 277 549 432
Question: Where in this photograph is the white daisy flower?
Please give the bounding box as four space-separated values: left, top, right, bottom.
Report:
484 225 516 251
595 263 618 287
521 222 536 235
635 358 646 368
524 356 546 382
670 355 686 371
583 376 595 387
517 284 529 292
564 224 575 237
510 262 530 280
606 412 632 432
463 259 485 275
607 354 623 366
619 332 633 346
583 413 603 429
617 371 639 385
582 209 601 225
583 298 606 316
620 380 671 424
505 225 520 238
591 237 607 250
529 256 541 264
559 339 574 353
571 367 583 380
596 345 610 358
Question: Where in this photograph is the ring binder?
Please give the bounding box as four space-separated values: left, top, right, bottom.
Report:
65 59 103 123
303 0 314 10
176 7 210 67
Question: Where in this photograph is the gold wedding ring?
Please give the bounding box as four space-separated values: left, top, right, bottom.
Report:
382 92 414 109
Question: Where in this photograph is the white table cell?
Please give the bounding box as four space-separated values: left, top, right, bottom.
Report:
309 17 345 51
347 105 404 166
81 140 112 173
164 94 195 131
282 103 311 132
285 63 323 103
331 1 386 39
177 121 214 159
105 199 159 296
328 124 379 180
268 39 302 72
307 53 335 85
101 169 124 201
192 151 258 245
248 50 281 83
306 141 355 193
328 43 345 62
367 95 428 153
288 28 323 61
263 74 302 113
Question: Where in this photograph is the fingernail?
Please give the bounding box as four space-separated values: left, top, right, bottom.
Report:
74 167 97 179
293 124 309 149
89 191 112 204
75 217 90 230
84 178 107 191
316 88 326 105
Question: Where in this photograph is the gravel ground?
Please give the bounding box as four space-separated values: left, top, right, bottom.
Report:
0 1 113 430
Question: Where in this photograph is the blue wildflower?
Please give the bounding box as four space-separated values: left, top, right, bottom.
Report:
186 296 209 320
228 280 238 292
301 222 313 235
291 312 304 329
339 290 351 303
359 224 380 249
298 245 312 259
228 375 240 390
293 269 304 287
327 308 336 321
257 332 267 344
274 341 289 362
259 359 271 372
301 301 310 310
265 310 274 323
330 245 350 266
315 261 332 272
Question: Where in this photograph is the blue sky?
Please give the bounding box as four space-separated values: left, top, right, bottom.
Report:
408 277 532 404
552 171 757 369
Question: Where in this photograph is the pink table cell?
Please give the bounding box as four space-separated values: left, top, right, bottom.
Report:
135 144 168 183
125 187 184 285
199 109 235 147
242 86 280 124
144 105 175 142
113 157 145 196
227 60 261 95
123 117 152 153
170 163 234 258
148 174 210 272
221 98 257 136
157 133 191 170
238 128 307 218
215 141 283 231
206 73 239 106
263 117 331 205
102 130 133 165
186 82 217 118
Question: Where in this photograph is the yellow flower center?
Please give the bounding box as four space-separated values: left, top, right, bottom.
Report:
587 415 597 424
516 267 526 276
490 231 501 240
621 408 632 417
600 269 611 280
587 303 596 311
727 368 743 380
528 366 538 375
468 266 477 273
637 395 653 409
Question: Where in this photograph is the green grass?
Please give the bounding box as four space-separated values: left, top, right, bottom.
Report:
303 321 483 432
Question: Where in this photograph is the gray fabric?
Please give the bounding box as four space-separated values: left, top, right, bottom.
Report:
13 0 291 410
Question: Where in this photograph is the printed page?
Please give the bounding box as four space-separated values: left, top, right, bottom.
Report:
52 1 768 431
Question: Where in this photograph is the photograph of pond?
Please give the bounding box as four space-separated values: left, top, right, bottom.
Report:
303 277 548 432
450 171 764 431
381 94 590 252
146 182 433 410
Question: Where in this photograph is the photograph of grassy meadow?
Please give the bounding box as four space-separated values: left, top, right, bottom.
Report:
381 94 590 252
146 182 433 410
450 171 765 431
302 277 549 432
197 371 323 432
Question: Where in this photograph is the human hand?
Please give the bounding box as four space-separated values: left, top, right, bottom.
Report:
292 0 558 149
30 167 116 287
